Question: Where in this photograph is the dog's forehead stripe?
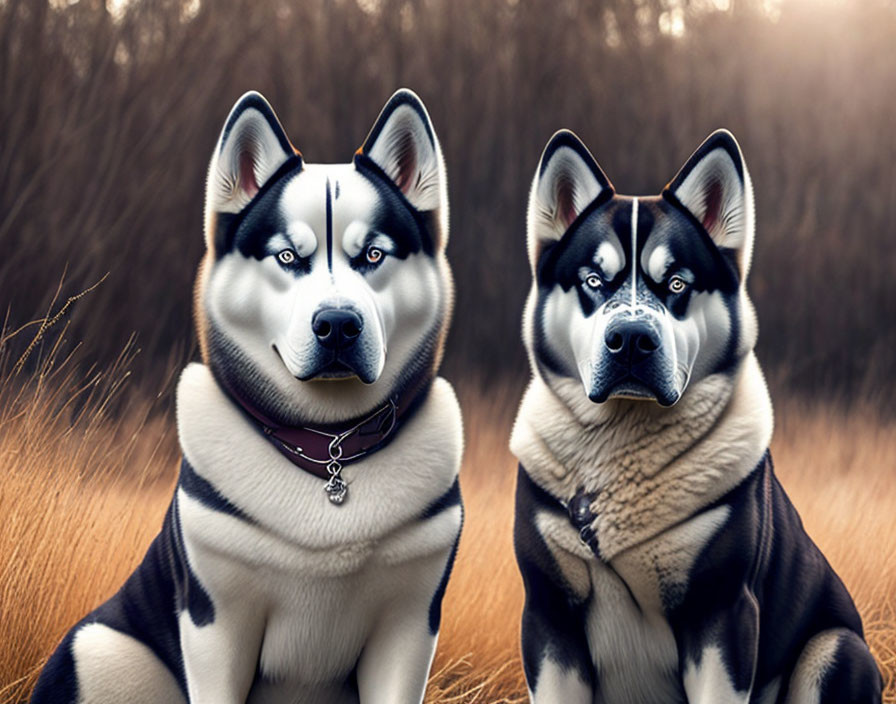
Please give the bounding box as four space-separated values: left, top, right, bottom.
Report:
630 198 639 308
325 177 333 272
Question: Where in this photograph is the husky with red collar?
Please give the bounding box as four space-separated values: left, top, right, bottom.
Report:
511 130 882 703
32 89 463 704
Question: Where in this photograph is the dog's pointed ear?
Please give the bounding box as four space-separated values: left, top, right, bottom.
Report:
527 130 614 269
205 92 299 227
664 129 755 279
355 89 446 216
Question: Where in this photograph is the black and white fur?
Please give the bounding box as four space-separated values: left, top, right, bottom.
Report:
511 129 882 703
32 89 463 704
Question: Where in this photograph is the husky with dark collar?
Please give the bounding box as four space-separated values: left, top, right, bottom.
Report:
32 89 463 704
511 130 882 703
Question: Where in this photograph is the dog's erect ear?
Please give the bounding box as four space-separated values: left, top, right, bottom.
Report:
355 89 446 216
664 129 755 279
205 92 298 226
527 130 614 269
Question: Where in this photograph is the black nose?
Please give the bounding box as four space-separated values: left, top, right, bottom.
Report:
312 309 363 350
604 320 659 362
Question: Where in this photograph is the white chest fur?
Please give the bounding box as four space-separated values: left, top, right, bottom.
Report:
173 364 463 696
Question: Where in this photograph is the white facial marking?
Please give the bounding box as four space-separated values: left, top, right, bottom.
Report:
279 169 329 268
342 220 370 258
369 233 396 256
595 240 622 280
541 284 604 389
630 198 639 308
284 221 317 258
266 233 292 256
648 244 673 283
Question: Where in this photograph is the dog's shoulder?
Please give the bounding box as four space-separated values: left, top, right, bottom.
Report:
663 453 869 693
755 458 865 647
408 375 464 468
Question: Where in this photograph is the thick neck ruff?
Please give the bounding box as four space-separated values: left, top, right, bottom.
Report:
511 353 773 561
219 371 432 504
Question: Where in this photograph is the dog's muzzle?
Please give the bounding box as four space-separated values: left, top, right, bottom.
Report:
589 313 678 406
300 306 380 383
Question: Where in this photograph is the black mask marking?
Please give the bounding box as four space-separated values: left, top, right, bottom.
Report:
537 199 631 317
213 155 305 266
354 153 436 257
642 198 740 320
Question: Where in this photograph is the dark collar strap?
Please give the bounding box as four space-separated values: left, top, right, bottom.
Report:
219 372 432 503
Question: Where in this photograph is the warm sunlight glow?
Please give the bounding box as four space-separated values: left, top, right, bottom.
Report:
105 0 128 21
659 7 686 36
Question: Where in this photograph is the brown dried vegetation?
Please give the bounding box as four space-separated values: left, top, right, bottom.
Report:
0 323 893 701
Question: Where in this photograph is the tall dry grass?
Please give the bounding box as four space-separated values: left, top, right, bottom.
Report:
0 301 179 703
1 330 894 701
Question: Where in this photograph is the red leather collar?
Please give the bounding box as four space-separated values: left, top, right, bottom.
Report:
220 374 431 505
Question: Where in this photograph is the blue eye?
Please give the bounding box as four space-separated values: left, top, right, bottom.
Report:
277 249 296 265
585 273 602 290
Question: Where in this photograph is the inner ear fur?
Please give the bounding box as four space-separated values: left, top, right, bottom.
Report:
527 130 614 269
356 89 446 216
205 92 299 224
664 129 755 278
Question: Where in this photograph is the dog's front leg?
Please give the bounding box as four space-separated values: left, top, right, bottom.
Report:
179 598 265 703
354 601 439 704
678 586 760 704
355 533 460 704
520 599 594 704
515 468 594 704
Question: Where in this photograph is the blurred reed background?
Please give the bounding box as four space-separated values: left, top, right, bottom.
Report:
1 0 894 406
1 0 895 701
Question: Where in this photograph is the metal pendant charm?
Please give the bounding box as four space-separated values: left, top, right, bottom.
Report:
325 460 348 505
325 476 347 505
568 487 600 556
